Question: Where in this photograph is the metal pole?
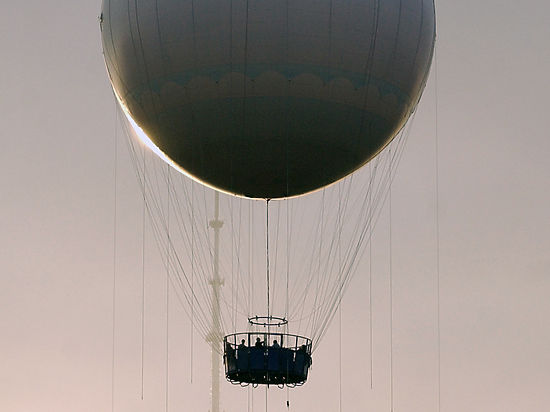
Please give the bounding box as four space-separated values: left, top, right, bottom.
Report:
208 191 224 412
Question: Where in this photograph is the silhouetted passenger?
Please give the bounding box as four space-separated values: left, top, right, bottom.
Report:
271 339 280 348
225 342 235 358
255 337 263 348
238 339 246 350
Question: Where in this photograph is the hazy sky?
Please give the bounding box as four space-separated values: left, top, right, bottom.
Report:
2 1 550 412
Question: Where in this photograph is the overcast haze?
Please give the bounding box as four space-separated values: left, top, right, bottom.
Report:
2 1 550 412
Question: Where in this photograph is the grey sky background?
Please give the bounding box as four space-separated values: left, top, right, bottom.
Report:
2 1 550 411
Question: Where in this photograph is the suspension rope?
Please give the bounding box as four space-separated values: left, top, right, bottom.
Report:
286 386 290 410
309 124 412 348
141 146 146 400
191 181 194 383
169 181 218 331
165 164 170 412
111 100 118 412
225 197 250 318
389 147 394 412
286 201 290 320
231 198 235 330
121 92 416 356
124 148 206 342
338 184 343 412
310 189 326 334
434 45 441 412
369 163 374 389
271 203 282 309
266 199 271 319
250 201 254 317
122 121 214 341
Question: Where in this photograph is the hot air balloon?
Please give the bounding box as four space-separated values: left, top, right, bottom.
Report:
101 0 435 199
101 0 435 390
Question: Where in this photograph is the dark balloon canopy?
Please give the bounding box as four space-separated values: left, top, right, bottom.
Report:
101 0 435 198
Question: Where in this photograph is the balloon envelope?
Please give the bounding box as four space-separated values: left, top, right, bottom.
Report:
101 0 435 198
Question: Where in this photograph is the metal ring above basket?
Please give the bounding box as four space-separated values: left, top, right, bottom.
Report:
248 315 288 327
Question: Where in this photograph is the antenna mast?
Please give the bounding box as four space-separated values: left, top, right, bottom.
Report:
207 191 224 412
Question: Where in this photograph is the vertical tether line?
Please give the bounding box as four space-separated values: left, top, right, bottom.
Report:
266 199 271 319
191 181 194 383
434 46 441 412
141 146 146 400
338 184 342 412
249 201 254 316
369 164 374 389
165 164 170 412
111 100 118 412
286 386 290 410
286 200 291 392
389 147 394 412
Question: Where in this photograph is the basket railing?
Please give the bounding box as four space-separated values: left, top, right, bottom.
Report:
223 332 312 354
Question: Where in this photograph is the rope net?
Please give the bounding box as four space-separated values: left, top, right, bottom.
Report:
119 106 415 352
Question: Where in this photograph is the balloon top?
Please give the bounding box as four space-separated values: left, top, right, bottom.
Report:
101 0 435 198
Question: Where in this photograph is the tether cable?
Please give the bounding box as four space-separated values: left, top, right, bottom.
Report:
389 147 394 412
141 147 146 400
111 99 118 412
266 199 271 319
434 45 441 412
